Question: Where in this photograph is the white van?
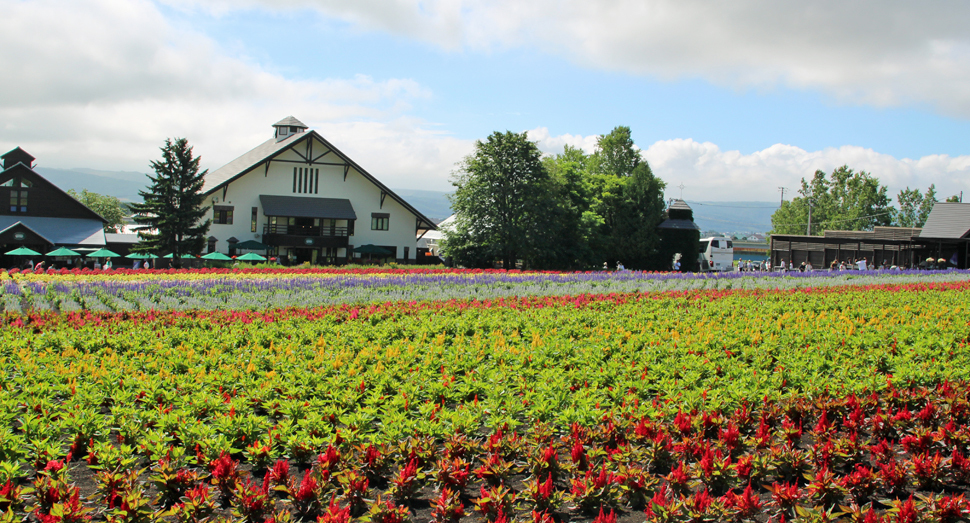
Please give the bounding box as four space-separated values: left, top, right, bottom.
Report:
698 237 734 272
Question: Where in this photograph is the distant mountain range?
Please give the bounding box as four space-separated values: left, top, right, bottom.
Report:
35 168 776 234
36 167 148 203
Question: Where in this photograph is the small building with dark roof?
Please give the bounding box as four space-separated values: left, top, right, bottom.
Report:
657 199 701 271
0 147 107 268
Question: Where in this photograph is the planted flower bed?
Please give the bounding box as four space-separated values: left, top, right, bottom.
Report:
0 268 967 313
1 280 970 520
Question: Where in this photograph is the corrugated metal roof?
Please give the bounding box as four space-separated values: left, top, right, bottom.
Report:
259 195 357 220
0 217 105 245
273 116 308 128
919 202 970 239
657 218 700 230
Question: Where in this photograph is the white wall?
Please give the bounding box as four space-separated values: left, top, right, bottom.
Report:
204 133 422 261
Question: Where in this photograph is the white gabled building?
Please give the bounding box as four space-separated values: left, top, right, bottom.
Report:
201 117 437 264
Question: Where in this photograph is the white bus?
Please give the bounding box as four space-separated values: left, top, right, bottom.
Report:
698 237 734 272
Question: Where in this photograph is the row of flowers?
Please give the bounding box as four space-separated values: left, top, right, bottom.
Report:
0 267 967 314
4 384 970 521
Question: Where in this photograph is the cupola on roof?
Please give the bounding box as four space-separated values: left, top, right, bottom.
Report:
272 116 308 141
1 147 35 170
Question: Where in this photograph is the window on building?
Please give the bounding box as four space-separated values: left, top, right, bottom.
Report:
214 205 234 225
371 213 389 231
251 207 258 233
207 237 216 253
9 190 26 213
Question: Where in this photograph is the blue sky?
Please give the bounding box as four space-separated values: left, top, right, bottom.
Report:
1 0 968 202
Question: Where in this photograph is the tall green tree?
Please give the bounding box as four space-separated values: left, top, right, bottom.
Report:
770 166 892 235
130 138 210 267
445 131 553 269
590 125 639 177
588 126 665 268
67 189 127 233
894 184 937 228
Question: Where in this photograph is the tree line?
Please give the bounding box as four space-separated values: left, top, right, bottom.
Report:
442 127 672 270
769 166 959 236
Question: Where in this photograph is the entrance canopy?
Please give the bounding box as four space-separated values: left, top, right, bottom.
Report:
259 195 357 220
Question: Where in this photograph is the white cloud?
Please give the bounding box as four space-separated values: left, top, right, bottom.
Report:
526 127 600 155
174 0 970 118
530 131 970 203
0 0 458 190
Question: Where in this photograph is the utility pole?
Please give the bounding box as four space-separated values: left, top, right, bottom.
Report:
778 187 787 207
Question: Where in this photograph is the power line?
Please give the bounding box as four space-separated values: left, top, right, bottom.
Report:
694 209 896 230
768 210 895 229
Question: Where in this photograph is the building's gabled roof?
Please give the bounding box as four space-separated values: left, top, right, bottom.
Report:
0 149 108 224
919 202 970 239
203 134 302 193
273 116 308 128
202 128 437 231
0 216 105 245
0 220 53 244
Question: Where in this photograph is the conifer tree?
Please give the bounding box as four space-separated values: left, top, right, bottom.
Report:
131 138 210 267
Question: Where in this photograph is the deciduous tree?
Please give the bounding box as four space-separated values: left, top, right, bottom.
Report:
445 131 552 269
770 166 892 235
67 189 127 233
894 185 937 228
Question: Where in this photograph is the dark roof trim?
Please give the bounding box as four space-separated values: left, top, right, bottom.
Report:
204 130 437 230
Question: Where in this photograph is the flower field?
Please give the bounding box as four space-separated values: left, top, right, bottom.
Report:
1 267 968 313
2 270 970 521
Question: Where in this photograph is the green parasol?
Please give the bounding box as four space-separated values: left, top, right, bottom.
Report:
235 252 266 261
5 247 41 256
46 247 80 257
201 252 232 261
87 248 121 258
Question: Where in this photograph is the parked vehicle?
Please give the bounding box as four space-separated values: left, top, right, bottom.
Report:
698 237 734 272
